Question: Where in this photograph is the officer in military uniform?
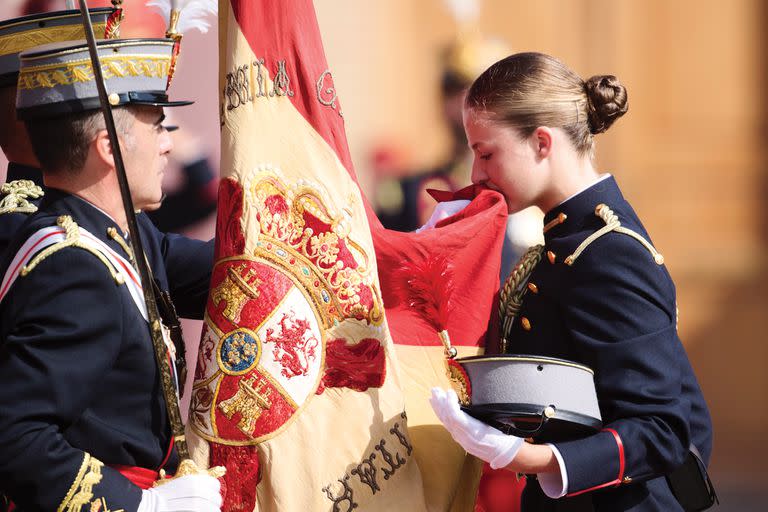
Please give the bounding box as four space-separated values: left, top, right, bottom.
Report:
0 7 122 254
430 52 714 511
0 38 221 511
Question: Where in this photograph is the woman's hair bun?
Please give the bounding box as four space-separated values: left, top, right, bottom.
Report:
584 75 628 134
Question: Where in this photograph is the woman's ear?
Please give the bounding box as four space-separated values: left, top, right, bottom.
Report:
93 129 115 168
532 126 553 159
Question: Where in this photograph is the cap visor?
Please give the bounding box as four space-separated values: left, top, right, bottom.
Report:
128 100 194 108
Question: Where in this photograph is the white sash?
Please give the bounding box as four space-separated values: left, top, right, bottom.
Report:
0 225 147 321
1 223 181 391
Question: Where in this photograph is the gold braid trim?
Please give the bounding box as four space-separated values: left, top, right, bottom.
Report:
58 454 91 512
0 180 44 215
0 22 107 58
106 227 134 264
21 215 125 285
499 244 544 351
57 454 104 512
18 55 171 91
563 204 664 266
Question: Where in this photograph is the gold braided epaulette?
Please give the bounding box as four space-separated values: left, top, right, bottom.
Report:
21 215 125 285
564 204 664 266
0 179 44 215
499 244 545 351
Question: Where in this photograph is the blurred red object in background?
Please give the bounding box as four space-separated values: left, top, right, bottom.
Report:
475 464 526 512
20 0 165 37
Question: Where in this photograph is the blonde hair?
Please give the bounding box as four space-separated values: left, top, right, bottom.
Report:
466 52 628 155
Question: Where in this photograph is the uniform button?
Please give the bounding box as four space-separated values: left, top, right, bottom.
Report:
622 476 632 484
527 282 538 294
547 251 556 264
520 317 531 331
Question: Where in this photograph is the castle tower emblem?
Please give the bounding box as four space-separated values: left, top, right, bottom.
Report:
212 263 262 323
217 373 273 438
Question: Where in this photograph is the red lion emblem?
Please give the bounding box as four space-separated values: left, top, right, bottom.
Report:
265 311 320 379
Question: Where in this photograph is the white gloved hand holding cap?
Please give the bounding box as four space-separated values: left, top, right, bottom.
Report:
430 387 524 470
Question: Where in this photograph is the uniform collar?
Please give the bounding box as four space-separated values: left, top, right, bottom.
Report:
38 188 133 261
6 162 44 187
542 174 625 242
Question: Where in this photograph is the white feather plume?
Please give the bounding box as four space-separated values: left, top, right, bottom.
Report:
146 0 218 34
443 0 480 24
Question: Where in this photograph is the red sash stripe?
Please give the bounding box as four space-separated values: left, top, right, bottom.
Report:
111 465 160 490
0 229 63 298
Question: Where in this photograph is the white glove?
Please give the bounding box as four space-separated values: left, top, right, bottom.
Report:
137 474 222 512
430 387 524 470
415 200 471 233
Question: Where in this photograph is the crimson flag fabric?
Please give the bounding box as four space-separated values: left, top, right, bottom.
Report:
187 1 512 510
376 183 524 511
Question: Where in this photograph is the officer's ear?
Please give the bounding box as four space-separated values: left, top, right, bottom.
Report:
93 129 116 169
531 126 553 160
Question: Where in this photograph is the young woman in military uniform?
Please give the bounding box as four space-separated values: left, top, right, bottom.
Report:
430 52 713 511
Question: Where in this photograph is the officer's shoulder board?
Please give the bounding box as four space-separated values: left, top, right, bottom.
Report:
563 203 664 267
0 179 44 215
0 216 147 321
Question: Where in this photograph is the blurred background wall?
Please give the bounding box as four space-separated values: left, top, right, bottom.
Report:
1 0 765 508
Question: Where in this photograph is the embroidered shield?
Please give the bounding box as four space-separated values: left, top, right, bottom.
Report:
190 171 387 445
192 255 326 444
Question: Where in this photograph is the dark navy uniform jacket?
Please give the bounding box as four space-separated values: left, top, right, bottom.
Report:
0 163 45 255
507 176 712 511
0 189 213 512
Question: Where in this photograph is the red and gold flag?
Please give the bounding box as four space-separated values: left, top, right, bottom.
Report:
187 1 511 510
188 1 426 510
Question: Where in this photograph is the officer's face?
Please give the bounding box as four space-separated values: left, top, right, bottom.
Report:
463 108 543 214
122 106 173 211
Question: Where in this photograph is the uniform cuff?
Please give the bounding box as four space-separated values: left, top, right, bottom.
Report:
58 454 142 512
537 443 568 498
556 428 625 496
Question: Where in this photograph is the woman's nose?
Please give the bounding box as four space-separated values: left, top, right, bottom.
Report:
470 159 487 184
